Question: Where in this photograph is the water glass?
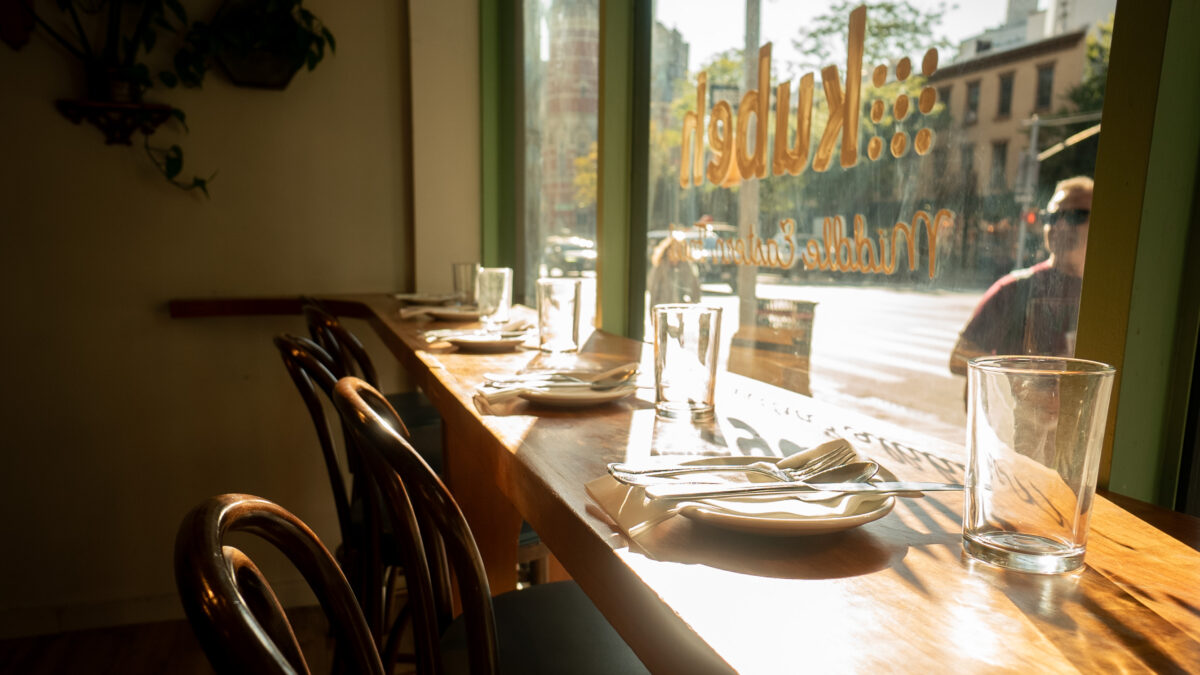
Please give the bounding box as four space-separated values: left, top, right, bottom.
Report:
963 356 1115 574
653 304 722 422
475 267 512 330
537 278 582 352
452 262 479 306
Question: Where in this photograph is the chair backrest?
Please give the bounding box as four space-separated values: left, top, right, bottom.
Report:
174 493 385 675
272 335 353 539
302 302 380 387
332 377 500 675
272 334 401 640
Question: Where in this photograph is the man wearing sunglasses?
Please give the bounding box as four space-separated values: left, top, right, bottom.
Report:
949 175 1094 377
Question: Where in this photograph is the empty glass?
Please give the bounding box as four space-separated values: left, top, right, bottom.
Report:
475 267 512 331
964 356 1115 573
537 278 582 352
452 262 479 306
653 304 723 421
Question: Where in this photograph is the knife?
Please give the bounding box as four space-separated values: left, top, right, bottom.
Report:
645 480 963 501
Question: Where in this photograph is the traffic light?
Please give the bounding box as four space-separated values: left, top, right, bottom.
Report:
1023 209 1038 226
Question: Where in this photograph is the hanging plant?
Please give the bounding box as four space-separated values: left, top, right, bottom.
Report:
3 0 335 197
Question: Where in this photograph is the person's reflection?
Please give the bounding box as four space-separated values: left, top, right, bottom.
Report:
647 235 701 309
949 176 1094 376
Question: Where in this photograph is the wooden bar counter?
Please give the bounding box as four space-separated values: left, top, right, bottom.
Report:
171 294 1200 673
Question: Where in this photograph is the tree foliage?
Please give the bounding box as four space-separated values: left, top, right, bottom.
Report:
791 0 952 73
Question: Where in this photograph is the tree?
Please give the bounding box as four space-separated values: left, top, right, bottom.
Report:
1038 15 1112 195
790 0 951 74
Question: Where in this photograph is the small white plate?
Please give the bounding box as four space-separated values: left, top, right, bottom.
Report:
393 292 458 305
425 307 480 321
447 335 526 353
672 455 898 536
677 494 894 536
519 384 637 407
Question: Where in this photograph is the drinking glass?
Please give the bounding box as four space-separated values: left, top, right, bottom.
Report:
475 267 512 331
536 278 582 352
963 356 1115 573
452 262 479 306
653 304 722 421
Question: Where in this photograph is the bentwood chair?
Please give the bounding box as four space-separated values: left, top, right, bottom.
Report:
302 301 443 474
332 377 650 674
174 493 385 675
273 334 415 666
300 301 549 580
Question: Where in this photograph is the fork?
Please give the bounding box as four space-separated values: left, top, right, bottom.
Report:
608 443 857 485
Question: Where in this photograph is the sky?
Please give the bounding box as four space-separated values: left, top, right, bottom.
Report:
657 1 1026 73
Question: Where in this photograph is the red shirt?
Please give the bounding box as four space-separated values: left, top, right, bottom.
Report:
960 260 1083 357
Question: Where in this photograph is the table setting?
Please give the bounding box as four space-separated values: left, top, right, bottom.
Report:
587 437 952 538
472 360 642 412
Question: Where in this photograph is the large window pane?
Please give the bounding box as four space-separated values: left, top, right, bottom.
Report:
644 1 1113 445
522 0 599 315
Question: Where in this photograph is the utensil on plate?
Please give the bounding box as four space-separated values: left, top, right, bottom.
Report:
480 370 637 404
645 479 961 501
608 445 857 483
484 362 638 387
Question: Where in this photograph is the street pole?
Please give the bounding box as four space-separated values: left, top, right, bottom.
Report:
737 0 760 327
1014 115 1040 270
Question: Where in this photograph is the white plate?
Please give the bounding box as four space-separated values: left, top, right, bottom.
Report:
392 292 458 305
672 455 897 536
447 335 526 353
519 384 637 407
425 307 480 321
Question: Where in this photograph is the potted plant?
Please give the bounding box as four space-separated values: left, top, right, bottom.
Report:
4 0 335 196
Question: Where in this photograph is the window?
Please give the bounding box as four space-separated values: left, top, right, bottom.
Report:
960 143 975 176
520 0 599 296
1036 63 1055 110
628 1 1111 446
997 72 1013 118
990 141 1008 192
965 80 981 124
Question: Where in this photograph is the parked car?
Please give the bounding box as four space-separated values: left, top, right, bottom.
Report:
543 235 596 277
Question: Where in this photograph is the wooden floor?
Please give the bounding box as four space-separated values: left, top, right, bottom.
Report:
0 606 416 674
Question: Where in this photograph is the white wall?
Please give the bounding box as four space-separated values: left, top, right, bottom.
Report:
0 0 415 637
410 0 482 294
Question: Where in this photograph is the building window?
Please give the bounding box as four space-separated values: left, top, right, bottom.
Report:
990 141 1008 192
961 143 976 176
997 72 1013 118
966 80 981 124
1036 63 1055 110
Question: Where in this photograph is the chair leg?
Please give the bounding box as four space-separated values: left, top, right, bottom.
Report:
381 601 415 670
528 556 551 585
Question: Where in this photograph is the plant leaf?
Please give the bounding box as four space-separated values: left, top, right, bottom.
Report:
165 0 188 26
159 71 178 88
322 27 336 52
164 145 183 179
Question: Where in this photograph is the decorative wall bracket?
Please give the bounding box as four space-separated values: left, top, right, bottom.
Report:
54 100 174 146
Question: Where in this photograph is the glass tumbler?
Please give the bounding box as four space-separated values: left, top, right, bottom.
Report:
474 267 512 331
653 304 722 422
536 278 582 352
452 262 479 306
963 356 1115 573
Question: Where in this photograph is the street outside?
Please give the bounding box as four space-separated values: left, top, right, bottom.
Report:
700 279 984 448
